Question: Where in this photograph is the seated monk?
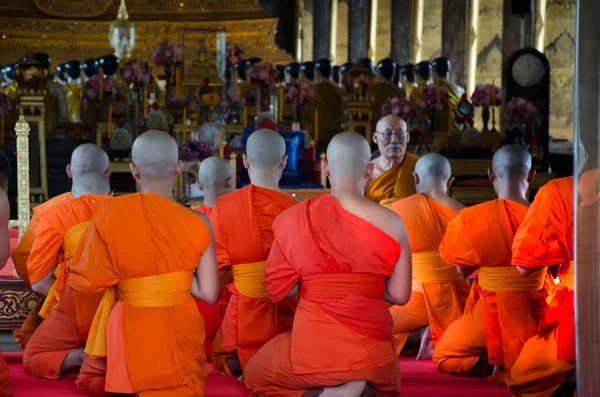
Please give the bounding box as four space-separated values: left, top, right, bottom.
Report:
245 132 412 397
23 174 111 380
13 144 111 348
433 145 550 385
210 129 298 376
390 153 469 359
193 156 234 359
0 188 14 396
68 130 219 397
505 144 588 397
365 115 418 207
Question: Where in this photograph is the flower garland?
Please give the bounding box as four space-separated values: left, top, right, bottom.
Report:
247 61 280 87
226 43 244 70
121 59 151 85
471 84 502 107
81 76 116 101
504 97 538 122
418 85 449 109
153 40 184 67
284 80 314 106
180 140 217 162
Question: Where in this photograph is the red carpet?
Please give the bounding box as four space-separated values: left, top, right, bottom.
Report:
4 353 510 396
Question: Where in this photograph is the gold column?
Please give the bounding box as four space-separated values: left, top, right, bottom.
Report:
534 0 548 52
420 0 443 61
374 0 392 61
336 0 349 63
14 116 31 241
368 0 378 61
302 0 315 62
330 0 338 63
297 0 304 61
466 0 479 95
412 0 424 63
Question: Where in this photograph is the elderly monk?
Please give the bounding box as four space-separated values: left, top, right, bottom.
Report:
245 132 411 397
13 144 110 349
194 156 234 216
0 188 14 397
69 130 219 397
365 115 418 207
23 174 111 380
192 156 234 359
505 145 588 397
210 129 298 377
390 153 469 360
433 145 549 386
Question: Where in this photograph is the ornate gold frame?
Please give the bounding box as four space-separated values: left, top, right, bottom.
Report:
9 116 31 241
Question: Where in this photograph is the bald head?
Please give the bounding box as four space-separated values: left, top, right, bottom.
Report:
492 145 532 181
198 156 234 189
414 153 451 193
71 173 111 198
132 130 179 180
245 129 287 169
327 132 371 183
70 144 109 178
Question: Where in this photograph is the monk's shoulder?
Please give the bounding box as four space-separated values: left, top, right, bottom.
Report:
362 199 405 242
456 200 495 223
33 192 71 216
391 193 420 215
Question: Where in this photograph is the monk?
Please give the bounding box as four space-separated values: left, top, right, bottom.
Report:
194 156 234 215
69 130 219 397
433 145 549 385
210 129 298 376
192 156 234 359
505 145 588 397
390 153 469 359
23 173 111 380
245 131 411 397
365 115 418 207
13 144 111 348
0 188 14 397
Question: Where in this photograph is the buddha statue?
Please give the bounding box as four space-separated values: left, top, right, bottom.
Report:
82 59 97 81
311 58 344 142
109 0 136 62
34 53 68 136
432 57 464 109
409 61 433 106
65 60 83 123
99 54 134 133
187 36 223 84
400 63 418 98
56 63 68 85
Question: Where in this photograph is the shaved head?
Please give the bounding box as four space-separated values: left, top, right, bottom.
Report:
198 156 234 188
71 173 111 198
132 130 179 180
414 153 451 193
246 129 286 169
327 132 371 183
492 145 532 181
70 144 109 178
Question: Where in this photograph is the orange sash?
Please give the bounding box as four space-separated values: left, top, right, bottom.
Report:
478 266 547 292
412 251 462 291
231 262 267 298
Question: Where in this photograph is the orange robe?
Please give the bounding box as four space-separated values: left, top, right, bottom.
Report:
209 185 297 374
12 192 71 348
194 204 211 216
390 194 470 353
365 153 418 207
69 193 211 396
434 199 549 385
0 351 12 397
506 177 576 397
245 194 400 397
23 195 109 379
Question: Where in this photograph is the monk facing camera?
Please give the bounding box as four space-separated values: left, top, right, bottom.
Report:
245 131 412 397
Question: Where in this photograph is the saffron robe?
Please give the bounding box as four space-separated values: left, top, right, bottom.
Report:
506 177 577 397
23 195 109 379
365 153 418 206
0 350 12 397
209 185 298 374
12 192 71 349
194 204 212 216
69 193 211 396
245 195 400 397
390 194 470 353
435 199 549 385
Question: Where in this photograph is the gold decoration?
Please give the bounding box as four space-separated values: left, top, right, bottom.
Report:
14 116 31 241
0 283 38 330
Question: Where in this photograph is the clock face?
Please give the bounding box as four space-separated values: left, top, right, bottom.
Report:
512 54 546 87
458 101 473 116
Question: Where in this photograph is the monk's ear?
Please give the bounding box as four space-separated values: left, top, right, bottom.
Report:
527 169 536 184
175 160 183 177
225 176 233 189
66 164 73 179
373 134 379 145
487 168 495 183
242 154 250 170
279 155 288 170
104 168 112 179
366 162 375 179
324 161 331 178
196 180 204 191
129 163 140 180
447 176 455 189
413 172 420 186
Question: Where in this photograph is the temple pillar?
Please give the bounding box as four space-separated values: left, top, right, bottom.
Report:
348 0 368 62
302 0 314 61
442 0 467 87
335 0 349 63
313 0 330 60
502 1 522 59
372 0 392 62
391 0 413 64
477 0 503 86
421 0 443 61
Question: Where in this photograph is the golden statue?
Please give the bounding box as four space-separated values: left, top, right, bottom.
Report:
399 63 418 99
409 61 433 107
432 57 464 109
64 61 83 122
372 59 406 129
187 36 223 85
312 59 344 142
109 0 136 61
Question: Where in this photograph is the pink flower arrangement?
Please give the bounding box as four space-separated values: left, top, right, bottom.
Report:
471 84 502 107
382 97 416 121
226 43 244 70
0 92 11 115
81 76 116 101
153 40 184 67
180 140 216 162
418 85 448 109
505 97 537 122
284 81 314 105
247 61 280 87
122 59 151 84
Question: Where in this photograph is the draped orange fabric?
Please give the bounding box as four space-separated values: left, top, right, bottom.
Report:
0 350 12 397
436 199 548 385
506 177 578 397
194 204 212 216
245 194 400 397
365 153 418 205
209 185 298 373
69 193 211 396
390 194 470 353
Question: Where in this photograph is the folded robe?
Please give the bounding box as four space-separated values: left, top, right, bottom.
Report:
365 153 418 206
69 193 211 396
435 199 549 385
209 185 298 373
245 194 400 397
390 194 470 353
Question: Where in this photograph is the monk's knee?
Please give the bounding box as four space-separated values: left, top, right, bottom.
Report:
76 373 109 397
